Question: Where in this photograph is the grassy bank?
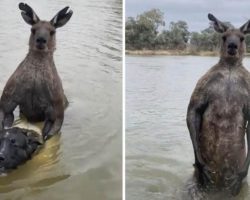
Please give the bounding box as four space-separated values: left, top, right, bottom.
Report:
126 50 250 57
126 49 218 56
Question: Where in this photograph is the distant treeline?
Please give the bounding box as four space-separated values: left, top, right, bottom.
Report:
126 9 250 52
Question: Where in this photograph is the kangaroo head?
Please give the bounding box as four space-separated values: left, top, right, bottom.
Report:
208 13 250 62
19 2 73 52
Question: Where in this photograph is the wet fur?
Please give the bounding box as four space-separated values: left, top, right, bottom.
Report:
197 64 249 180
0 127 42 173
187 14 250 196
0 3 72 140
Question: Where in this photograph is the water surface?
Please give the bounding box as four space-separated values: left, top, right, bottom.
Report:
0 0 122 199
126 55 250 200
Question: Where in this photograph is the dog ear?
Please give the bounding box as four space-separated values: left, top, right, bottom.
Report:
21 129 43 155
25 130 43 145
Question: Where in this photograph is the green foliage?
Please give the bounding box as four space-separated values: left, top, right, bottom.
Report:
154 21 190 50
137 9 165 32
126 9 250 53
126 9 164 50
190 25 220 51
126 9 190 50
168 21 189 49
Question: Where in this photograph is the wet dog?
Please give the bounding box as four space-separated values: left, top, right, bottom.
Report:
0 127 42 173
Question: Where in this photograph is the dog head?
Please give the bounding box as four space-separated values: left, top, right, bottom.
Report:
0 127 42 173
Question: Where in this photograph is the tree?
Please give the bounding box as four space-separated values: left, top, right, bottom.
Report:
126 9 237 53
192 22 233 51
167 21 190 50
190 31 218 52
125 17 138 49
155 30 171 49
125 9 165 50
189 23 231 52
137 9 165 34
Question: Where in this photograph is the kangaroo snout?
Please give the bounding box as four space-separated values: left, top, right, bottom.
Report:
36 37 47 44
228 42 238 49
36 36 47 49
227 42 238 55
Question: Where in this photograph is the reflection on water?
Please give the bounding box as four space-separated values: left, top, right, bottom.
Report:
126 56 250 200
0 0 122 199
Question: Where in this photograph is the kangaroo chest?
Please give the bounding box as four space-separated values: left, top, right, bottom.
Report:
15 62 59 114
206 70 249 115
200 69 250 182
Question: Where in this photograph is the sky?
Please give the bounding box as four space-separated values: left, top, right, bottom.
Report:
126 0 250 32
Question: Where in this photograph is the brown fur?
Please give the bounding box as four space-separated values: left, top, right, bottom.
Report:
0 3 72 140
187 14 250 196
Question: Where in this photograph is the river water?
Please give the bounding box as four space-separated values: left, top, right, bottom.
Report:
0 0 122 199
126 55 250 200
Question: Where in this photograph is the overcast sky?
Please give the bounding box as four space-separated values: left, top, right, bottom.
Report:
126 0 250 32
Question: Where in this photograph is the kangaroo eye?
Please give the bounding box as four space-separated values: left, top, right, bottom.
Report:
240 37 245 42
31 28 36 35
222 36 226 42
10 138 16 144
50 30 55 36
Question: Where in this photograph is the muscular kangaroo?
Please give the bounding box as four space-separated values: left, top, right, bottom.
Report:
187 14 250 196
0 3 73 140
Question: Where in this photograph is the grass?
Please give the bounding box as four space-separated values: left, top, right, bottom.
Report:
125 49 219 56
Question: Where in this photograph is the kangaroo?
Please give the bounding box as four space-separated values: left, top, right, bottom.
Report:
187 14 250 196
0 3 73 140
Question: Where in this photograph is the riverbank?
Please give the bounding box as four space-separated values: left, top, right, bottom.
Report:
126 49 218 56
126 49 250 56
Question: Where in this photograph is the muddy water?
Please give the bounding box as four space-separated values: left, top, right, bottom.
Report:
126 56 250 200
0 0 122 200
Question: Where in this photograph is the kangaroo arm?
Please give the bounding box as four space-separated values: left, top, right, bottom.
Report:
0 92 18 130
42 102 64 140
187 100 207 166
240 122 250 176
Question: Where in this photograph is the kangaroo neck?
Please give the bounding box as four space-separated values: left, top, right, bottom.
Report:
218 57 243 69
27 50 54 60
25 50 54 68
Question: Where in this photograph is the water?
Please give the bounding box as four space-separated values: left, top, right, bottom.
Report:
0 0 122 199
126 55 250 200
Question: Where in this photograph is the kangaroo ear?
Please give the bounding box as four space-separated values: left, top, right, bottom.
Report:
240 20 250 34
50 6 73 28
19 2 40 25
208 13 228 33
